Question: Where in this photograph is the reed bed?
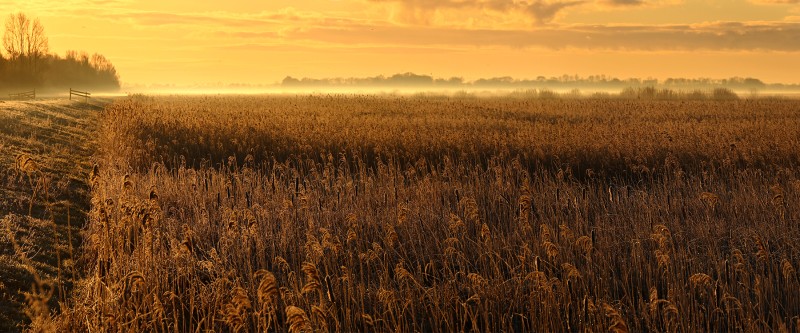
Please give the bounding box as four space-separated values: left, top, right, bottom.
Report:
61 95 800 332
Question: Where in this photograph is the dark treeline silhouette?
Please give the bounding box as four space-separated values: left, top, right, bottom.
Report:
282 72 800 92
1 13 120 95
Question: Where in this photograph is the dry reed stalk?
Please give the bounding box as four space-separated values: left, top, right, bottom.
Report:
603 303 629 333
15 154 38 174
782 259 795 281
480 223 491 243
221 286 252 332
543 241 559 260
301 262 322 296
690 273 713 289
286 306 312 333
575 235 593 257
254 269 278 307
561 263 581 281
699 192 720 210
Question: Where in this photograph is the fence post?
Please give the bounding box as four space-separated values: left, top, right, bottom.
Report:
69 88 91 102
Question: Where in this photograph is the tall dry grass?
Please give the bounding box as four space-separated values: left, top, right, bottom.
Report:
60 95 800 332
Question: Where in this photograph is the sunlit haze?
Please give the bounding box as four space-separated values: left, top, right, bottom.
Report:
3 0 800 89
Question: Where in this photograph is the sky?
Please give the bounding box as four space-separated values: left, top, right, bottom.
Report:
1 0 799 87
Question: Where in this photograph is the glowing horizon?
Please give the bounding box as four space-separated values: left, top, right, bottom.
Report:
3 0 800 87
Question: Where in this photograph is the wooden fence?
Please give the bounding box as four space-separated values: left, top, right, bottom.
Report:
9 89 35 100
69 88 91 102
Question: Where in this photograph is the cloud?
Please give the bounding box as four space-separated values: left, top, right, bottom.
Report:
270 21 800 51
602 0 645 5
526 1 584 24
369 0 586 24
103 10 311 28
16 0 798 53
749 0 800 3
0 0 132 14
367 0 683 25
591 0 684 10
74 7 376 36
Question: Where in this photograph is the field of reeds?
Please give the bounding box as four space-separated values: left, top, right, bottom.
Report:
56 94 800 332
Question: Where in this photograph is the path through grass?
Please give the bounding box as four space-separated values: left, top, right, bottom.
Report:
0 98 107 332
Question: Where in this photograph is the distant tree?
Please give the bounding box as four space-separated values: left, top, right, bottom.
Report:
388 72 433 86
743 78 765 87
439 77 463 86
3 13 49 79
282 76 300 85
90 53 119 83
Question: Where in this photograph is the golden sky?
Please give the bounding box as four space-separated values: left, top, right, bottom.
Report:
2 0 800 87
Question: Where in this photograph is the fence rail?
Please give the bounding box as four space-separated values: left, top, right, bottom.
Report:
70 88 91 102
9 90 35 100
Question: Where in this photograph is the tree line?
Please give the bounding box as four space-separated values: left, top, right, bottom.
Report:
1 13 120 93
283 72 800 92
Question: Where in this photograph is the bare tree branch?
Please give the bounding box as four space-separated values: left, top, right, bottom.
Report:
3 13 49 77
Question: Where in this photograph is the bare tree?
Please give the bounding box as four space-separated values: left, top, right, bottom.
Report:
3 13 49 77
3 13 26 59
27 16 48 58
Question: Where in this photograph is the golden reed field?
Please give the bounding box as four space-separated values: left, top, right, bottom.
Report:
23 94 800 332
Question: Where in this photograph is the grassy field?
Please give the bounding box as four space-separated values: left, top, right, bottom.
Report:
0 99 103 332
3 95 799 332
46 95 798 332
